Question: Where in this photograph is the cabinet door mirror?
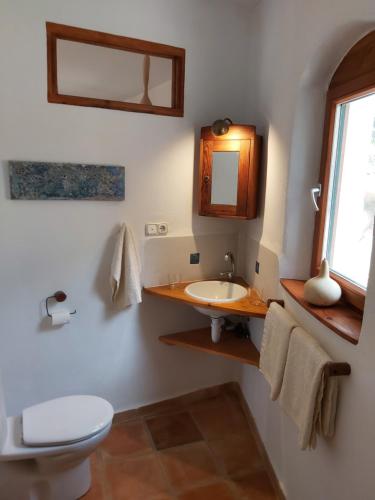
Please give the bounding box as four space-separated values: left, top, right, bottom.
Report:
199 125 261 220
47 23 185 117
211 151 239 205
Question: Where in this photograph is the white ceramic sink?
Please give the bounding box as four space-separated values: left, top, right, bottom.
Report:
185 280 247 303
184 280 248 344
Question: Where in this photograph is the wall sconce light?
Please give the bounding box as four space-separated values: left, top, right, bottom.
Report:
211 118 233 136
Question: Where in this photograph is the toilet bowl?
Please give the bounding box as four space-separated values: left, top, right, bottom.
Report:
0 394 113 500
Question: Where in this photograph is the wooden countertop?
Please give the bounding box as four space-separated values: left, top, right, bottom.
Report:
143 277 268 318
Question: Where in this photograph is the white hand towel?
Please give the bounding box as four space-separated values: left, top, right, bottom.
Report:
259 303 298 400
318 369 338 440
279 327 338 450
110 224 142 308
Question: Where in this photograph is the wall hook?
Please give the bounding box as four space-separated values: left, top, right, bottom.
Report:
45 291 77 318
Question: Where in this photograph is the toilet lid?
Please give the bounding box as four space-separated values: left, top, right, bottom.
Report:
22 395 114 446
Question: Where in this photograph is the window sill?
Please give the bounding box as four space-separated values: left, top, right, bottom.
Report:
280 279 362 345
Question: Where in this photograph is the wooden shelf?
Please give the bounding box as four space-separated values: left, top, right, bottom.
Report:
144 277 268 318
159 328 260 366
281 279 362 345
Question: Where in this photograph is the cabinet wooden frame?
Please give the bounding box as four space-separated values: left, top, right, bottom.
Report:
198 125 261 219
311 31 375 312
46 22 185 117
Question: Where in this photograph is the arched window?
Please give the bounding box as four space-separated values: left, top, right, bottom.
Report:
311 31 375 312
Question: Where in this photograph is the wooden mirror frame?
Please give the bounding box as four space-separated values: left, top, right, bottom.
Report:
46 22 185 117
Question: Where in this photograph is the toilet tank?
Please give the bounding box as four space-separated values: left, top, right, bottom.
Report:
0 373 7 450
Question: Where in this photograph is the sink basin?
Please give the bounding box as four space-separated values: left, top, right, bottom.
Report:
184 280 248 344
185 280 247 303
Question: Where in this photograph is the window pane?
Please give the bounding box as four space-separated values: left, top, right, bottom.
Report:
325 93 375 289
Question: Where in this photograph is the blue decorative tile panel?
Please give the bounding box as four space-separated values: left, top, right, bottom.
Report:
9 161 125 200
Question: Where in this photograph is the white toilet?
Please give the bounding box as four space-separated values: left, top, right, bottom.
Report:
0 392 113 500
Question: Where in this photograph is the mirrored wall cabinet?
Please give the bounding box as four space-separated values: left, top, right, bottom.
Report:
198 124 261 219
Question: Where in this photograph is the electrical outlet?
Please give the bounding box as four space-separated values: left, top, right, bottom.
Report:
255 261 260 274
158 223 168 235
145 222 169 236
145 223 158 236
190 252 200 264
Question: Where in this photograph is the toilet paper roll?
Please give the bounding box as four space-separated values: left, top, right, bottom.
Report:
51 310 71 326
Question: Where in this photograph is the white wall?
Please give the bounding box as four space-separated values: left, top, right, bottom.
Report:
0 0 256 415
240 1 375 499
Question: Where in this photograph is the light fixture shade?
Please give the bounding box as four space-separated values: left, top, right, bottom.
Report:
211 118 233 136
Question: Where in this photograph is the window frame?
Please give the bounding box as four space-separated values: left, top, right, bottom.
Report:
311 32 375 312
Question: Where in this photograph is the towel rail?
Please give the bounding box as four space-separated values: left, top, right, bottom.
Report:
266 298 351 377
267 299 285 308
324 362 351 376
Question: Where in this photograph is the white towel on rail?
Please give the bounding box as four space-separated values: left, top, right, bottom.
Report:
279 327 338 450
259 302 298 400
110 224 142 308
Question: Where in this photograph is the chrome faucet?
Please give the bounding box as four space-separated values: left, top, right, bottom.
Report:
220 251 235 280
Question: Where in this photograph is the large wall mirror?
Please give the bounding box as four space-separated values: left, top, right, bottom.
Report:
198 125 261 219
46 23 185 116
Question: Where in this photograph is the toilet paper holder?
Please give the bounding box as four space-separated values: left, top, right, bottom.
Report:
46 291 77 317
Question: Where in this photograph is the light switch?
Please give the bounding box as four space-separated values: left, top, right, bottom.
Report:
145 223 158 236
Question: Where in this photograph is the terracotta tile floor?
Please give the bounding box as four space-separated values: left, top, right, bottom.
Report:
83 389 280 500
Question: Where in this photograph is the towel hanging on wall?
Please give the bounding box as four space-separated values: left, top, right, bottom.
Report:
279 327 338 450
260 302 298 400
110 224 142 308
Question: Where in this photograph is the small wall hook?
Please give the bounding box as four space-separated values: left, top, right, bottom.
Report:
46 291 77 317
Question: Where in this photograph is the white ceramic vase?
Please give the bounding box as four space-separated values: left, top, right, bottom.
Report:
303 259 341 306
